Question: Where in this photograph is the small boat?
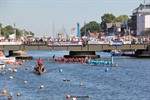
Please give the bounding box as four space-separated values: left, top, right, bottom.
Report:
111 49 123 56
0 51 16 63
33 64 46 75
0 57 16 63
0 60 5 70
87 56 117 67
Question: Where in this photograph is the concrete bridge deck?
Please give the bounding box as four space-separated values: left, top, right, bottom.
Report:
0 44 149 51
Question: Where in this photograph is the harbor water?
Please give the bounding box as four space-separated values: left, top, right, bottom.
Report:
0 51 150 100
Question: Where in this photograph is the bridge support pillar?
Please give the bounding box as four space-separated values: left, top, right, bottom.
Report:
134 45 150 58
64 51 100 59
9 50 13 56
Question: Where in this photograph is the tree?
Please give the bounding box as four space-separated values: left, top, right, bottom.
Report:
141 29 150 37
100 19 107 32
101 13 116 23
0 23 2 35
0 23 2 28
1 25 14 38
80 21 102 36
115 15 129 22
16 29 23 38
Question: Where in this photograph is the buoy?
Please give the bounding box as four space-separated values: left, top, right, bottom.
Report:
40 85 44 89
13 69 17 73
9 76 13 80
66 95 71 99
17 93 21 96
8 95 12 100
79 83 85 86
14 62 17 65
6 61 10 64
72 97 77 100
24 80 27 84
1 71 6 75
10 92 13 96
59 69 63 73
25 68 29 70
105 68 109 72
2 90 7 95
8 68 13 72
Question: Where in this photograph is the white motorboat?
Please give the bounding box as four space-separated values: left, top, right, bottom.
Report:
0 57 16 63
0 51 16 63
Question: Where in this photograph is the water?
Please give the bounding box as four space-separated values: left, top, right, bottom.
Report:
0 51 150 100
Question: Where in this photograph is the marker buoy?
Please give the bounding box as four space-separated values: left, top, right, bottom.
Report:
59 69 63 73
72 97 77 100
25 68 29 70
40 85 44 89
2 90 7 95
9 76 13 80
79 83 85 86
13 69 17 73
105 68 109 72
8 68 13 72
1 71 6 75
24 80 27 84
14 62 17 65
66 95 71 99
17 93 21 96
6 61 10 64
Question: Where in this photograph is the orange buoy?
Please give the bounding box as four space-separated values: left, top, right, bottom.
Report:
2 90 7 95
14 62 17 65
66 95 71 99
13 69 17 73
6 61 10 64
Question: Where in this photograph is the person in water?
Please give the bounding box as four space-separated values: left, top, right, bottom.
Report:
37 57 43 67
37 57 44 72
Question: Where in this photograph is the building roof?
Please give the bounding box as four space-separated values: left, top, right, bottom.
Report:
132 3 150 15
106 22 122 28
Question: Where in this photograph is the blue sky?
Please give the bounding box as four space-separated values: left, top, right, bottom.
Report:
0 0 148 37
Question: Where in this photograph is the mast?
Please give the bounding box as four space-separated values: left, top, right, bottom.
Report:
14 22 16 39
52 22 55 39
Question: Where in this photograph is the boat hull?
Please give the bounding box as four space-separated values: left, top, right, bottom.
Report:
0 57 16 63
0 64 5 70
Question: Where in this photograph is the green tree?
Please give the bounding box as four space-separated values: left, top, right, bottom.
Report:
0 23 2 36
115 15 129 22
1 25 14 38
80 21 101 36
101 13 116 23
16 29 23 38
0 23 2 28
100 19 107 32
141 29 150 37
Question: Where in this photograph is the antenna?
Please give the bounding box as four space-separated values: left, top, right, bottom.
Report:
144 0 145 4
52 22 55 39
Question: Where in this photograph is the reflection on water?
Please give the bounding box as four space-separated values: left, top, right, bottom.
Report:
0 51 150 100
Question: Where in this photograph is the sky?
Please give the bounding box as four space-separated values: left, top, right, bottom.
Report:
0 0 149 37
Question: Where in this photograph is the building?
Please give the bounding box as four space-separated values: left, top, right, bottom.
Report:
130 3 150 36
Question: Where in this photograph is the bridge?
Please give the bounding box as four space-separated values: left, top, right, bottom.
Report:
0 44 149 51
